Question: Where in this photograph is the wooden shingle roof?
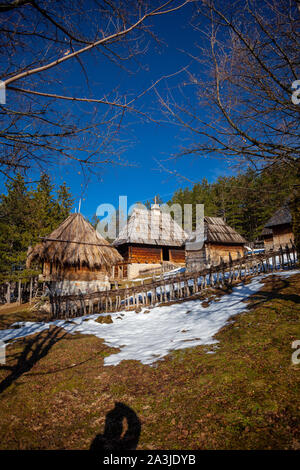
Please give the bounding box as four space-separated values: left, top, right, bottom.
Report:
265 206 292 228
113 205 188 247
186 217 246 249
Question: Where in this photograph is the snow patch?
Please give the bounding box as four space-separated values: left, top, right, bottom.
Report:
0 269 299 366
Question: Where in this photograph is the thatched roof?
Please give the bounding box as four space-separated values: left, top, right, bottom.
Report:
186 217 246 250
265 206 292 228
27 213 123 269
113 204 188 247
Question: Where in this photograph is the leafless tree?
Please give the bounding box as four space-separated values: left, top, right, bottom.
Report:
158 0 300 251
0 0 189 179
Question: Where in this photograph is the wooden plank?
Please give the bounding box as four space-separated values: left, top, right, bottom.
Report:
29 277 33 304
18 280 22 305
6 282 11 304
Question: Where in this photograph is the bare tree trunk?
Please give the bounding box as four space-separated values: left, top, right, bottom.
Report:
289 161 300 261
6 282 10 304
18 280 22 305
29 277 33 304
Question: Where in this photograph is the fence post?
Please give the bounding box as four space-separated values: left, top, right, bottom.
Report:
29 277 33 304
152 285 156 305
18 280 22 305
125 284 129 310
184 279 188 298
193 276 198 294
6 282 11 304
285 244 291 267
170 281 174 300
208 268 212 287
291 241 296 264
279 245 284 268
271 253 276 271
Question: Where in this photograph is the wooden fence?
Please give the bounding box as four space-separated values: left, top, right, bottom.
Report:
49 244 298 319
0 277 41 305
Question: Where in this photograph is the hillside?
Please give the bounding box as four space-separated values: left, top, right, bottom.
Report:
0 272 299 449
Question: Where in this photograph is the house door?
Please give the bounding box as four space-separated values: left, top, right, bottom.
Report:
162 247 169 261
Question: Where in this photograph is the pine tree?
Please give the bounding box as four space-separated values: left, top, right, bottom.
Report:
167 163 298 241
0 174 33 276
55 182 74 223
0 174 74 281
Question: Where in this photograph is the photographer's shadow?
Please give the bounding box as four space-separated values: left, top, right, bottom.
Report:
90 402 141 451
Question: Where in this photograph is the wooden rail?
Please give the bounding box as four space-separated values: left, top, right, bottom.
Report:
49 245 298 319
0 277 41 305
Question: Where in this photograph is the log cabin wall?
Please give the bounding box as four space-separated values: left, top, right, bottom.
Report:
127 245 162 280
207 243 245 265
186 243 246 271
113 244 162 280
43 262 111 282
113 243 186 279
114 244 162 263
169 248 186 264
272 225 294 249
264 236 274 251
186 247 206 272
115 244 186 265
129 244 162 263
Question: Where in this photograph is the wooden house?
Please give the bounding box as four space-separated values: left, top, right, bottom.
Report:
113 203 187 279
261 227 274 251
186 217 247 271
263 206 294 250
26 213 123 295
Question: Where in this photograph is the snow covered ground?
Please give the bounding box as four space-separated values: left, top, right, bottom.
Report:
0 269 299 367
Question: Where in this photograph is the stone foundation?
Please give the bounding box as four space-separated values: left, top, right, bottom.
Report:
46 278 110 295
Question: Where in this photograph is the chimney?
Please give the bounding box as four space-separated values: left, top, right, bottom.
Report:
151 195 161 213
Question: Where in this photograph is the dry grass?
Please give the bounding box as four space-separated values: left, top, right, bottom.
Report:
0 273 299 450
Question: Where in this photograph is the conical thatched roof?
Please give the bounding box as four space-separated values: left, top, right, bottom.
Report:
113 205 188 247
27 213 123 269
186 217 246 250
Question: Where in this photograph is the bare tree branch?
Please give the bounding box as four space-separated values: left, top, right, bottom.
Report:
0 0 190 177
159 0 300 169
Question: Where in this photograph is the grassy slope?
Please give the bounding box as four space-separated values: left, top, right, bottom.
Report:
0 273 299 450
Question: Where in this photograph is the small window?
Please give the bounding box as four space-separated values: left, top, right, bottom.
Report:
162 247 169 261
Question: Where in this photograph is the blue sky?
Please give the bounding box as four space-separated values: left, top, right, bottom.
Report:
1 2 234 220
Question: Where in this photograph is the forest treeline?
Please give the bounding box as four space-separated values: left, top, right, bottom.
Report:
0 164 297 281
167 165 297 242
0 174 74 282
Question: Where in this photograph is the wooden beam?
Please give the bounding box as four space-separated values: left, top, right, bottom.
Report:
40 237 114 248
